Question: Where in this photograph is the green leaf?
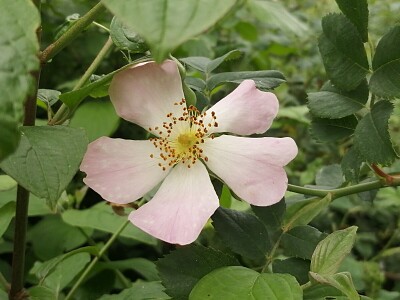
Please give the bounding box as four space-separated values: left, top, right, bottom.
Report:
281 225 326 260
110 17 149 53
156 244 239 300
272 258 310 285
309 272 360 300
0 202 15 238
354 100 398 165
206 70 285 91
28 216 90 260
98 258 159 281
369 25 400 97
30 246 98 283
308 80 368 119
251 198 286 230
283 195 331 231
180 57 211 73
0 0 40 161
190 266 303 300
70 101 120 142
37 89 61 107
311 115 358 142
341 147 363 183
206 50 242 74
99 281 170 300
248 0 309 37
41 252 91 292
0 126 88 209
29 286 57 300
103 0 237 62
316 164 344 188
211 207 271 260
311 226 358 275
335 0 369 42
318 13 369 91
0 175 17 191
62 202 157 245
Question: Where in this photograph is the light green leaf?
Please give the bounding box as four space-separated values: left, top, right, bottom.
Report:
283 195 331 231
103 0 237 62
311 115 358 142
190 266 302 300
37 89 61 107
110 17 149 53
311 226 357 275
308 80 368 119
0 175 17 191
309 272 360 300
0 0 40 161
62 202 157 245
369 26 400 97
248 0 309 37
99 281 170 300
318 14 369 91
335 0 369 42
70 101 120 142
354 100 398 165
0 202 15 238
0 126 88 209
206 70 285 91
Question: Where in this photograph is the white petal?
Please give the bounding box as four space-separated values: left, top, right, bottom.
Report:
129 162 219 245
80 137 170 204
109 60 186 135
202 135 298 206
203 80 279 135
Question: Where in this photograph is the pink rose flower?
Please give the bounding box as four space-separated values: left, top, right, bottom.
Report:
80 60 298 245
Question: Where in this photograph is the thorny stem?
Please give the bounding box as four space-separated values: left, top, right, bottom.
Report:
9 2 42 299
49 36 114 125
39 2 106 64
64 220 130 300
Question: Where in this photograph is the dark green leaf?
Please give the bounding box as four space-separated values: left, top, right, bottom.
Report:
37 89 61 107
283 195 331 231
110 17 149 53
28 216 89 260
180 57 211 73
311 115 358 142
311 226 357 274
212 207 271 260
369 25 400 97
318 14 369 91
0 0 40 161
98 258 158 281
62 202 156 245
251 198 286 230
0 126 88 209
353 100 398 165
190 266 303 300
273 258 310 285
281 225 326 260
99 281 170 300
207 70 285 91
103 0 237 62
206 50 242 74
308 80 368 118
29 286 57 300
309 272 360 300
184 77 206 92
335 0 369 42
341 147 363 182
315 164 344 188
70 101 120 142
303 285 346 300
157 244 239 300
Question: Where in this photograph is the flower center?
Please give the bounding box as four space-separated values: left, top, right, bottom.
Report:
148 98 218 170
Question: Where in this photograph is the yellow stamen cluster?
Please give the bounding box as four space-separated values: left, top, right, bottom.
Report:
148 98 218 170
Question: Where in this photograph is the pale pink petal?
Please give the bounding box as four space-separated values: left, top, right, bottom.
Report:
80 137 170 204
203 80 279 135
202 135 298 206
129 162 219 245
109 60 185 134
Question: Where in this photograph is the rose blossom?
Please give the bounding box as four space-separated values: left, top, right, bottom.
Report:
80 60 298 245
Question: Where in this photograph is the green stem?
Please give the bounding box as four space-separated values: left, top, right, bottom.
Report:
262 233 284 272
65 220 129 300
49 36 114 125
40 2 106 64
287 178 394 200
